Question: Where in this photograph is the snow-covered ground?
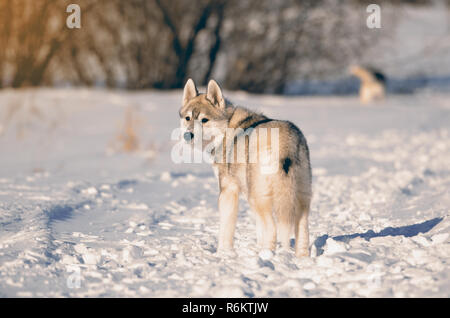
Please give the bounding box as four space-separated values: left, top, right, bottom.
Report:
0 88 449 297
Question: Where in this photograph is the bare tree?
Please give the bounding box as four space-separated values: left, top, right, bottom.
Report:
0 0 386 92
219 0 383 94
0 1 69 87
59 0 226 89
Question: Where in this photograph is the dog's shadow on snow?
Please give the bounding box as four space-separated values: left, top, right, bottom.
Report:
310 217 443 256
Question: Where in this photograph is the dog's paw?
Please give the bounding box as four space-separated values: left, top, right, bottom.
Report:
295 248 310 258
258 249 274 261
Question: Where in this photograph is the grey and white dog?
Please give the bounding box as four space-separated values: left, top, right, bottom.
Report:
179 79 312 257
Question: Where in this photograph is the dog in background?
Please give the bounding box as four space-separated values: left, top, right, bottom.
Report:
350 65 386 104
179 79 312 257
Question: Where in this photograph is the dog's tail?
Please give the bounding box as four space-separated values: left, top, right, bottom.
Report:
272 139 312 249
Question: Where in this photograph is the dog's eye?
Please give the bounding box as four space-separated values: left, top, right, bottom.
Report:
201 118 209 124
185 116 190 121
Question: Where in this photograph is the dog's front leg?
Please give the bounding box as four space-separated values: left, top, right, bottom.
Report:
217 185 239 252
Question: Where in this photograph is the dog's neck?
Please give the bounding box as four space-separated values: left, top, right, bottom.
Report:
208 104 269 167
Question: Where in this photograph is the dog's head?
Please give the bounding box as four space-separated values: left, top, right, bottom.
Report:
179 79 229 146
349 65 372 82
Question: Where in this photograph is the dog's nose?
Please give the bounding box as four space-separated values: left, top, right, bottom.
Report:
184 132 194 142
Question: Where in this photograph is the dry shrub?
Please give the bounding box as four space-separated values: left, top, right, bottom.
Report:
112 106 141 153
1 93 46 139
108 106 159 163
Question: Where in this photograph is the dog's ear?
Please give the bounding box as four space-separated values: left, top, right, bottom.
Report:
206 80 225 109
183 78 198 105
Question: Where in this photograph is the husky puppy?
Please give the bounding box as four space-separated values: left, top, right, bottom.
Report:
179 79 312 257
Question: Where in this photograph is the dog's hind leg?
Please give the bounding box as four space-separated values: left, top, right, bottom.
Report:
277 220 293 250
274 198 294 250
255 214 264 248
251 195 276 251
295 198 310 257
272 174 296 251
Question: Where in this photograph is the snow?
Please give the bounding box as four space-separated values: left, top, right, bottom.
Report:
0 88 449 297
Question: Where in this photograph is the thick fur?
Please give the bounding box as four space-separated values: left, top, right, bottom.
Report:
350 65 386 104
179 79 312 257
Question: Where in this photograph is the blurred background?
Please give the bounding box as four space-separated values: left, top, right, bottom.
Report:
0 0 449 95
